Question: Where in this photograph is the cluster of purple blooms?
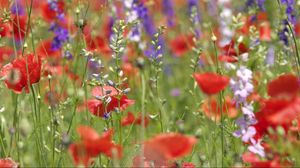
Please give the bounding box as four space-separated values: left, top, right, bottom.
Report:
188 0 201 38
246 0 266 11
47 0 69 51
11 0 25 15
230 66 265 157
162 0 175 27
278 0 296 45
124 0 142 42
123 0 165 59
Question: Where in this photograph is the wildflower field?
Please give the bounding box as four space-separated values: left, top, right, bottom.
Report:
1 0 300 167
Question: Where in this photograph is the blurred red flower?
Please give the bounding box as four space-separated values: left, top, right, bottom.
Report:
142 133 197 167
37 40 61 59
242 152 283 168
121 112 149 127
41 1 65 21
222 40 248 56
12 15 27 40
194 72 230 95
182 162 196 168
0 158 18 168
170 34 194 57
0 47 13 64
201 96 238 122
87 86 134 117
69 126 122 167
259 22 271 41
255 98 300 138
267 73 299 100
0 54 41 94
0 18 10 38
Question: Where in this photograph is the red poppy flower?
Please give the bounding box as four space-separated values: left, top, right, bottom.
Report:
0 54 41 94
41 1 65 21
242 152 282 168
64 66 80 81
218 55 238 63
11 15 27 40
295 21 300 37
91 86 118 97
69 126 122 167
170 34 194 57
201 97 238 122
122 63 139 77
222 40 248 56
182 162 196 168
143 133 197 167
43 63 64 77
87 86 135 117
0 47 13 63
95 36 112 57
0 158 18 168
267 74 299 99
121 112 149 127
259 22 271 41
255 98 300 138
37 40 61 59
0 18 10 37
193 72 230 95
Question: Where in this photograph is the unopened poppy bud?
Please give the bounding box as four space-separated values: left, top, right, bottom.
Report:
123 88 131 94
211 33 217 41
17 141 24 149
136 57 145 69
75 8 80 14
107 80 115 86
23 42 28 48
276 126 285 136
61 133 71 147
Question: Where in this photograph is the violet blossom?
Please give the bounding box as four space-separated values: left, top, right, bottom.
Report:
231 66 265 157
162 0 175 27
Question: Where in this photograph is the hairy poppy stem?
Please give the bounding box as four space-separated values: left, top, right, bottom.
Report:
213 40 224 167
140 73 146 167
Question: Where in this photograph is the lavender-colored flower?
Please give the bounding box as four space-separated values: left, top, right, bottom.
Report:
162 0 175 27
188 0 201 38
170 88 181 97
135 3 165 59
49 23 69 50
47 0 69 50
11 0 25 15
124 0 141 42
278 0 296 45
245 0 265 11
265 46 275 66
278 20 289 45
242 126 256 142
231 66 265 157
63 50 73 60
207 0 218 16
137 3 156 37
103 112 111 119
128 26 142 42
257 0 266 11
230 66 254 106
218 1 234 46
281 0 296 24
248 139 265 157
